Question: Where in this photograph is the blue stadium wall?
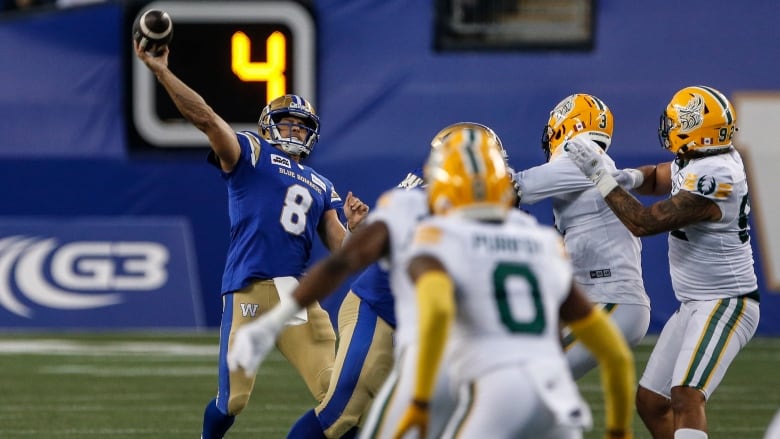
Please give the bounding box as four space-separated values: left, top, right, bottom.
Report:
0 1 778 334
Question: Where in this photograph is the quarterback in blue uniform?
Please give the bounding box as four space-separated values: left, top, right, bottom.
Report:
134 42 369 439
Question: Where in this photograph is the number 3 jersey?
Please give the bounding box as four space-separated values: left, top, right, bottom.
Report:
209 131 343 294
514 152 648 308
407 209 575 381
669 147 757 302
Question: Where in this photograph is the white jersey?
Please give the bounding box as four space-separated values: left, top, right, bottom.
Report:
515 150 649 307
365 188 429 349
668 147 758 301
408 209 576 382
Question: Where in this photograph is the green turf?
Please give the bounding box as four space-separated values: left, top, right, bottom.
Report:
0 332 777 438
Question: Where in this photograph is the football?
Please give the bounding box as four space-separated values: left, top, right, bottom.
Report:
132 9 173 57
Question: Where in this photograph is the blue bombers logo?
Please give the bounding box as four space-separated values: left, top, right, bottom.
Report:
697 175 717 195
0 235 169 318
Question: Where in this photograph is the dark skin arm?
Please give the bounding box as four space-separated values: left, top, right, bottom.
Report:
633 162 673 196
408 254 446 282
559 281 594 324
292 221 390 307
603 166 722 236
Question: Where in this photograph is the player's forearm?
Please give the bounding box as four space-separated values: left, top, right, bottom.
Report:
153 68 218 132
292 256 353 308
413 271 454 402
603 189 663 236
633 163 672 196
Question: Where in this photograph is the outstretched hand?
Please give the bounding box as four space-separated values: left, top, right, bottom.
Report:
226 317 278 377
344 191 370 231
564 136 608 181
564 136 618 197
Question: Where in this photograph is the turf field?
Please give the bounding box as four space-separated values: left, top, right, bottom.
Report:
0 332 778 438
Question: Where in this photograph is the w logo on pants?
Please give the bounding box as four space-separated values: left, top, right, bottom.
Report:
239 303 259 318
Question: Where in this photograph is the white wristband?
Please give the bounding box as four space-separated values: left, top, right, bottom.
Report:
595 173 619 198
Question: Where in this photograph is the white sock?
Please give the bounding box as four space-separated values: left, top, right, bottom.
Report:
675 428 708 439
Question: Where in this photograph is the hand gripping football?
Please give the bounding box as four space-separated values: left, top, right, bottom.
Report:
132 9 173 57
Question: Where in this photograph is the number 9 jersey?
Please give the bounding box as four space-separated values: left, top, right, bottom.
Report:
668 147 757 302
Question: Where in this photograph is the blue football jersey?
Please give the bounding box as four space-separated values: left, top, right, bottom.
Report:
349 167 424 328
212 131 343 294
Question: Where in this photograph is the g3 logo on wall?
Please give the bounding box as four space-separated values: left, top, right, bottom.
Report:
0 218 204 329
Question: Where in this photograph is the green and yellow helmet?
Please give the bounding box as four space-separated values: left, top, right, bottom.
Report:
542 93 613 160
658 85 736 156
425 124 516 220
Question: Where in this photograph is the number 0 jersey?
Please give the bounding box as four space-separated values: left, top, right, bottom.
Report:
407 209 575 381
210 131 342 294
668 147 758 301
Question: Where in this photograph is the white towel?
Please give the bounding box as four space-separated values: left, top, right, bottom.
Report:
273 276 308 326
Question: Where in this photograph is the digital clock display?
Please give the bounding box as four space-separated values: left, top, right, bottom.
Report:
131 1 316 148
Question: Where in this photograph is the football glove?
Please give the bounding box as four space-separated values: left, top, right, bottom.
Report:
393 400 429 439
564 136 618 197
613 168 644 190
226 316 279 377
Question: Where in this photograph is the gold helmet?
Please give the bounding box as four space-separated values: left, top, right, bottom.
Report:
542 93 613 160
258 94 320 158
431 121 510 165
658 85 736 155
425 124 516 220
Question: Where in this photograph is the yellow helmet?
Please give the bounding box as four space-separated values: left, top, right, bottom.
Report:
542 93 613 160
258 94 320 158
658 85 736 156
431 122 514 169
425 124 516 220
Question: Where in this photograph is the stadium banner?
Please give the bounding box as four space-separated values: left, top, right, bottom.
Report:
0 217 205 329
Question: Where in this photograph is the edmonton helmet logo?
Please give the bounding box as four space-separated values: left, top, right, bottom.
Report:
0 235 169 318
551 97 575 125
676 94 705 134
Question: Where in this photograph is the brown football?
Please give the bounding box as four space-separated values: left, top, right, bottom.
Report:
132 9 173 57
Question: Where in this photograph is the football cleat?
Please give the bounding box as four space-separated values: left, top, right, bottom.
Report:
425 124 516 220
258 94 320 158
658 85 736 156
542 93 613 160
